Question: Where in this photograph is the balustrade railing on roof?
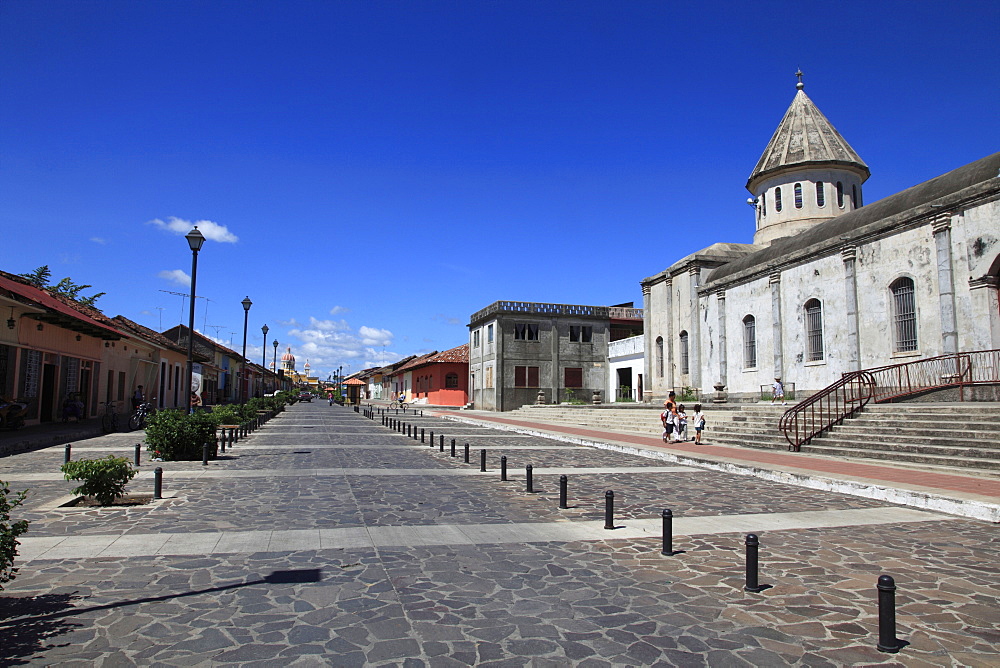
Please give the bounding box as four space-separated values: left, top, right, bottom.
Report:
470 301 642 323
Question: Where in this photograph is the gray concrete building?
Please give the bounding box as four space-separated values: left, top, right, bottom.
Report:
468 300 642 411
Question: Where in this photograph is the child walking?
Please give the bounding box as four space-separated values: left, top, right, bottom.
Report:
771 377 786 405
674 404 688 442
692 404 706 444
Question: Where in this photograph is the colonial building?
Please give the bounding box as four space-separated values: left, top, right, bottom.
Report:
400 344 470 407
468 301 642 411
642 77 1000 403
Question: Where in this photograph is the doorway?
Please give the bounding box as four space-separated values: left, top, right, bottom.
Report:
616 367 633 401
40 363 57 422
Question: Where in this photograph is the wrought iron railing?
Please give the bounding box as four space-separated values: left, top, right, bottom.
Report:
779 372 875 451
779 349 1000 452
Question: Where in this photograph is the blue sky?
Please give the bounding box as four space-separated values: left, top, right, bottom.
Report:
2 0 998 381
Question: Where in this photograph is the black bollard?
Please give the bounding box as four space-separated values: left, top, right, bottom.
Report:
661 509 677 556
220 432 226 454
501 455 507 481
64 443 72 464
526 464 534 493
464 443 470 463
604 490 615 529
421 428 425 443
744 534 765 592
480 449 487 472
876 575 900 653
439 436 444 452
559 475 568 509
153 466 163 499
450 439 456 457
134 443 141 467
202 443 209 466
429 431 434 447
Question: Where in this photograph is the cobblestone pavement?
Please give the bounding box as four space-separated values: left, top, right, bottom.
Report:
0 403 997 666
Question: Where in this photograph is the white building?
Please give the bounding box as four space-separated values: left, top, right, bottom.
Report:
642 77 1000 403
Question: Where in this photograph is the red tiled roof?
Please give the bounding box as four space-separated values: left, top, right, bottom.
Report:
343 378 365 386
405 344 469 369
0 273 123 339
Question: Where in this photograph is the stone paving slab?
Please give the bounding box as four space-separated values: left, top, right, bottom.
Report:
0 402 997 666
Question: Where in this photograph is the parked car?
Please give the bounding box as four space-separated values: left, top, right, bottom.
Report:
298 392 313 402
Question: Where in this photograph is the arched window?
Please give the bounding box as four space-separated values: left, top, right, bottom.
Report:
816 181 825 207
445 372 459 388
836 182 844 208
775 186 783 212
655 336 664 378
742 315 757 368
794 183 803 208
679 331 689 375
805 299 824 361
891 277 917 352
761 192 766 216
852 184 859 209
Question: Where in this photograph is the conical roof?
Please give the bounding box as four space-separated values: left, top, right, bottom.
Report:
747 77 869 191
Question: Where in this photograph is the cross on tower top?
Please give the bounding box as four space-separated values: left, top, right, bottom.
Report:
795 69 804 90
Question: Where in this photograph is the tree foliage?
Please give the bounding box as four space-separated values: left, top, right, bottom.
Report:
60 456 136 506
18 265 106 308
0 480 30 590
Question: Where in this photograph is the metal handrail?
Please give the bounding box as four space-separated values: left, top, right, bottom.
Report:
779 349 1000 452
779 372 876 452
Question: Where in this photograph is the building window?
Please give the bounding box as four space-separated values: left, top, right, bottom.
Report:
794 183 803 209
891 277 917 352
445 372 459 388
679 331 689 375
473 330 480 348
852 184 859 209
485 366 493 388
514 366 540 387
760 192 766 216
487 324 493 343
743 315 757 368
805 299 824 361
816 181 825 207
564 367 583 388
775 186 783 212
569 325 593 342
514 323 539 340
655 336 664 378
836 182 844 208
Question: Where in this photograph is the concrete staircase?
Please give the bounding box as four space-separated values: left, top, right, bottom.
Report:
506 402 1000 474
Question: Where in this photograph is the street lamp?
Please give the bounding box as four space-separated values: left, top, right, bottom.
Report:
240 297 252 404
184 226 206 413
272 339 279 392
260 324 269 396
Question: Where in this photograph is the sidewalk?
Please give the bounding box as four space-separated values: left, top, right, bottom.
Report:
0 418 105 457
436 409 1000 523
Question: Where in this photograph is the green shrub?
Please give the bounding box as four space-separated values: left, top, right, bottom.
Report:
60 456 136 506
1 480 30 591
145 409 218 461
210 404 242 426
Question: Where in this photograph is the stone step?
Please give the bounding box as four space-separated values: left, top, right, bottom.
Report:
801 444 1000 471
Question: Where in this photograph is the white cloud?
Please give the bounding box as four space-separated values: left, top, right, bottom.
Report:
90 237 107 245
359 326 393 347
158 269 190 286
147 216 238 243
329 305 349 315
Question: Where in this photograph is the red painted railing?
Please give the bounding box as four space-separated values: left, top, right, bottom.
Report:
779 349 1000 452
779 372 875 452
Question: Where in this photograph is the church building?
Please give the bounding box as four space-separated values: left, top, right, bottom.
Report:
641 75 1000 403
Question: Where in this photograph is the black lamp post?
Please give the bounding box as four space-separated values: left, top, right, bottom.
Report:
272 339 279 392
184 226 206 413
260 324 269 395
240 297 252 404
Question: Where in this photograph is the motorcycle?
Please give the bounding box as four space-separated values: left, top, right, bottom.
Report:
0 396 30 430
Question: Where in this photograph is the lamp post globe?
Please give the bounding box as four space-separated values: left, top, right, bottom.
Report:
184 226 206 414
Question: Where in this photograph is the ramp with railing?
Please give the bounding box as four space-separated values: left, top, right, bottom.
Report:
780 350 1000 452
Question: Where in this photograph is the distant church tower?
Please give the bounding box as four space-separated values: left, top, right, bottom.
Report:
280 347 296 373
747 72 870 246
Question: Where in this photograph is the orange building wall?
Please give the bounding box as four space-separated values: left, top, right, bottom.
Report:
412 362 468 406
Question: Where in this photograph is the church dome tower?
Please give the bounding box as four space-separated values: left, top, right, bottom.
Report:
747 72 870 246
280 347 296 372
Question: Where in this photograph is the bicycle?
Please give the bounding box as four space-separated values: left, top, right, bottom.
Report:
101 401 120 433
388 400 408 410
128 401 153 431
